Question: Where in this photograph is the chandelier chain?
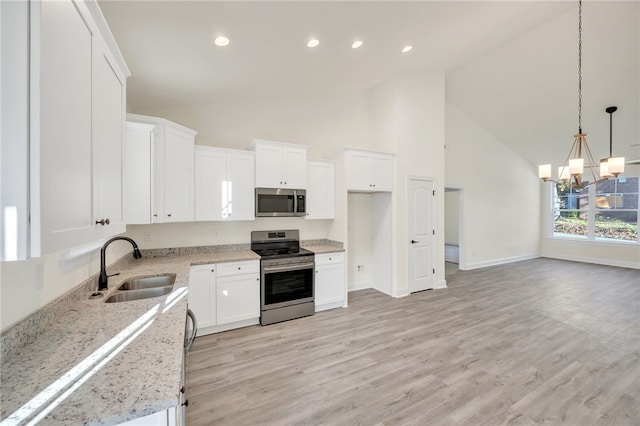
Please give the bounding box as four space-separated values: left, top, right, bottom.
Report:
578 0 582 133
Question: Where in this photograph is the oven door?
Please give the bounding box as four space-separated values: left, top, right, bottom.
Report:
261 261 314 310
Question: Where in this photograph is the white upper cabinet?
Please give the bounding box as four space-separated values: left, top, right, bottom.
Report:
251 139 307 189
306 159 334 219
194 146 255 221
163 127 195 222
124 114 197 224
23 0 129 257
345 149 394 192
92 36 126 238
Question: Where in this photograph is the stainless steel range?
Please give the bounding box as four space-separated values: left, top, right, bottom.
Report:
251 230 315 325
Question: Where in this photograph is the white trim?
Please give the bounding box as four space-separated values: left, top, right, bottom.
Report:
348 281 372 291
434 279 447 289
542 254 640 270
393 288 410 298
464 253 540 270
407 176 437 293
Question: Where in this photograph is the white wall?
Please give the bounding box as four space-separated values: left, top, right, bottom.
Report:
370 72 446 293
347 194 373 290
445 102 540 269
445 189 460 245
1 243 129 331
135 91 372 159
126 219 331 249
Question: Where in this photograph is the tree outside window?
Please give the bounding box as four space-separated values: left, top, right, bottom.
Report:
552 177 639 243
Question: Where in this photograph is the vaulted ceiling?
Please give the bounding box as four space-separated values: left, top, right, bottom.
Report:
100 1 639 168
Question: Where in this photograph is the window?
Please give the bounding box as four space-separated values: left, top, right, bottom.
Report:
552 177 639 243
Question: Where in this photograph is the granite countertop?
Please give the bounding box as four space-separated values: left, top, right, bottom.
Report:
302 244 345 254
0 249 259 426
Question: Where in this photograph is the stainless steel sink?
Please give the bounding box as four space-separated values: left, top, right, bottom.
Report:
117 274 176 291
104 286 173 303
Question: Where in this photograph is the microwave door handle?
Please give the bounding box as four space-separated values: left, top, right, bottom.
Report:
293 190 298 214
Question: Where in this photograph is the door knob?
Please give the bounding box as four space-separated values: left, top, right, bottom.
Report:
411 240 419 244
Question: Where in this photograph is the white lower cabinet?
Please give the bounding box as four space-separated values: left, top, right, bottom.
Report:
314 252 346 312
188 260 260 335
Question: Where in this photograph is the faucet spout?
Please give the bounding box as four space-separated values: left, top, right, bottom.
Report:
98 236 142 291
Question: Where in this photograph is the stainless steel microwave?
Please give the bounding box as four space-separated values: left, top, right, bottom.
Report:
255 188 306 217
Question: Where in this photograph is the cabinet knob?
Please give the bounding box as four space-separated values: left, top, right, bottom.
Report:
183 400 189 407
284 182 287 185
211 269 215 272
329 257 332 261
95 218 110 226
153 214 158 217
167 213 172 217
237 267 241 270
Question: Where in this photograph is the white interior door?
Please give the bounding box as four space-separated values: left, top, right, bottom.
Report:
408 177 435 293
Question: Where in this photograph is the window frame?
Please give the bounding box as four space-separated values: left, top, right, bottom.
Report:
548 175 639 245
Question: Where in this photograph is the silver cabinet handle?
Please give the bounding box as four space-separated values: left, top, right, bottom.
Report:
96 218 110 226
185 309 197 351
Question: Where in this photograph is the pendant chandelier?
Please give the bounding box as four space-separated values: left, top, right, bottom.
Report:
538 0 624 188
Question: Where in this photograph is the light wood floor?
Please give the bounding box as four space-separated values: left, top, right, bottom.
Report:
186 258 640 425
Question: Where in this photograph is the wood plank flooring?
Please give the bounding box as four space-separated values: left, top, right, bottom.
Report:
186 258 640 425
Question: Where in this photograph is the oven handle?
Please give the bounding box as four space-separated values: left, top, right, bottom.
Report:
263 262 315 273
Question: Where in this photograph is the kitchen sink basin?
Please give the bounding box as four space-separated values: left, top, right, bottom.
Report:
117 274 176 291
104 286 173 303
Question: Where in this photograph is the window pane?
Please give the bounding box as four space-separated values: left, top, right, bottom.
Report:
554 212 588 238
595 177 639 210
595 211 638 242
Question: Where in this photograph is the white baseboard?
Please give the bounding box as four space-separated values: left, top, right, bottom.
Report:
348 281 372 292
393 288 410 298
434 279 447 289
196 317 259 336
315 300 345 312
541 254 640 270
464 253 540 270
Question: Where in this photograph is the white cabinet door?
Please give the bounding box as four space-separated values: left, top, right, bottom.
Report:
315 253 345 311
253 140 308 189
123 123 153 224
282 147 307 188
92 39 125 238
346 150 393 192
36 0 94 255
347 151 372 191
226 152 255 220
194 147 226 221
371 154 393 191
188 264 216 331
194 148 254 221
306 160 334 219
217 273 260 325
254 144 283 188
163 127 194 222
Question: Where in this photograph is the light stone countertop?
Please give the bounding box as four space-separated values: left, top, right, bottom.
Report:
302 244 345 254
0 249 259 426
1 243 341 425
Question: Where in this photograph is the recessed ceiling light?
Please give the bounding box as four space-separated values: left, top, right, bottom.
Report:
307 39 320 48
215 36 230 47
402 45 413 53
352 40 363 49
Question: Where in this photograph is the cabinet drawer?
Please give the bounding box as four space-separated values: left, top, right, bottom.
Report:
315 252 345 266
217 260 259 277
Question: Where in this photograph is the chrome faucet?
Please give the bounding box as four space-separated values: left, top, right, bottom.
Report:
98 236 142 291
